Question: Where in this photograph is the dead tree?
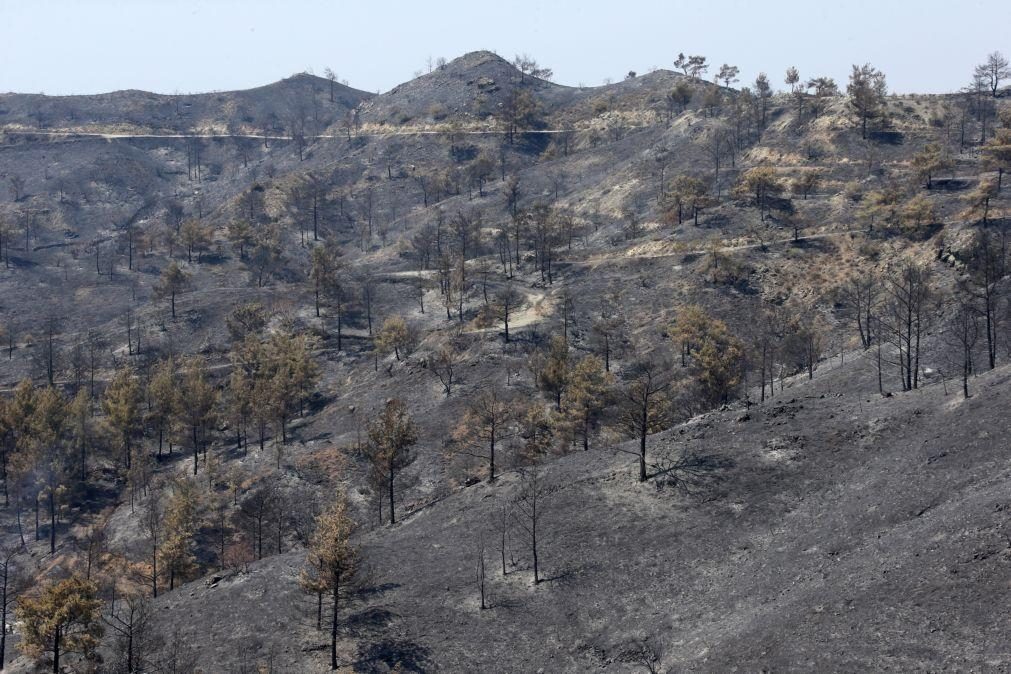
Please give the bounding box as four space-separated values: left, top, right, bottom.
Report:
475 535 487 610
617 360 672 482
102 589 152 673
513 468 550 584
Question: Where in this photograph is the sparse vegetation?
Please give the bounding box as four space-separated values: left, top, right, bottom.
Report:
0 39 1007 673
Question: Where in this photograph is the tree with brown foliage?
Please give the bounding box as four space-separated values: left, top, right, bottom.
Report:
29 386 72 555
963 175 1000 225
102 367 142 470
375 316 411 361
154 261 190 320
179 219 212 263
366 400 418 525
17 575 103 673
670 307 745 405
911 143 953 190
176 357 218 475
533 335 570 410
451 387 514 482
735 166 784 222
502 88 539 144
664 175 710 226
300 491 360 670
147 358 178 456
560 355 613 451
0 544 26 669
982 124 1011 191
160 479 200 590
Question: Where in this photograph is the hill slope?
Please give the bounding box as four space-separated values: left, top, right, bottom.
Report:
141 360 1011 672
0 49 1008 673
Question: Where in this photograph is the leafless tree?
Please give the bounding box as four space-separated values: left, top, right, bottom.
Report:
944 295 980 399
616 359 673 482
430 346 460 396
882 263 935 391
475 535 487 610
103 588 154 673
513 468 550 583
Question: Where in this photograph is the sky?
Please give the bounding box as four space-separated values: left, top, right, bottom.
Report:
1 0 1009 96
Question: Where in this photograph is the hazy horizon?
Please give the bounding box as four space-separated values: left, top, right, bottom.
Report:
1 0 1009 96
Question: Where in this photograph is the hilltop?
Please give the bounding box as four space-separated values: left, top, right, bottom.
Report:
0 72 372 134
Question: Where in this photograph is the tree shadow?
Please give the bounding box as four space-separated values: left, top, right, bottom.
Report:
357 582 401 598
649 451 734 496
541 564 579 585
488 596 522 611
790 236 837 253
353 638 432 673
868 130 903 145
8 256 38 268
346 607 395 633
931 178 970 192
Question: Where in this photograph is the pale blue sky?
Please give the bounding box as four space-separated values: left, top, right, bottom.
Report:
1 0 1008 95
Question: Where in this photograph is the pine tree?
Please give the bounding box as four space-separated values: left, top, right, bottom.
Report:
264 331 319 444
982 127 1011 190
309 245 335 318
147 358 178 457
299 492 360 670
375 316 410 361
226 366 252 453
734 166 784 222
160 479 199 590
534 335 569 410
67 389 92 481
176 357 218 476
31 386 71 554
451 387 514 481
847 63 887 139
561 355 612 451
102 367 142 470
365 400 418 525
154 261 190 320
669 307 744 405
911 143 953 190
17 575 103 673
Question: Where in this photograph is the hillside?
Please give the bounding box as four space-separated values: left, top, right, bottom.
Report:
143 359 1011 672
0 49 1008 673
